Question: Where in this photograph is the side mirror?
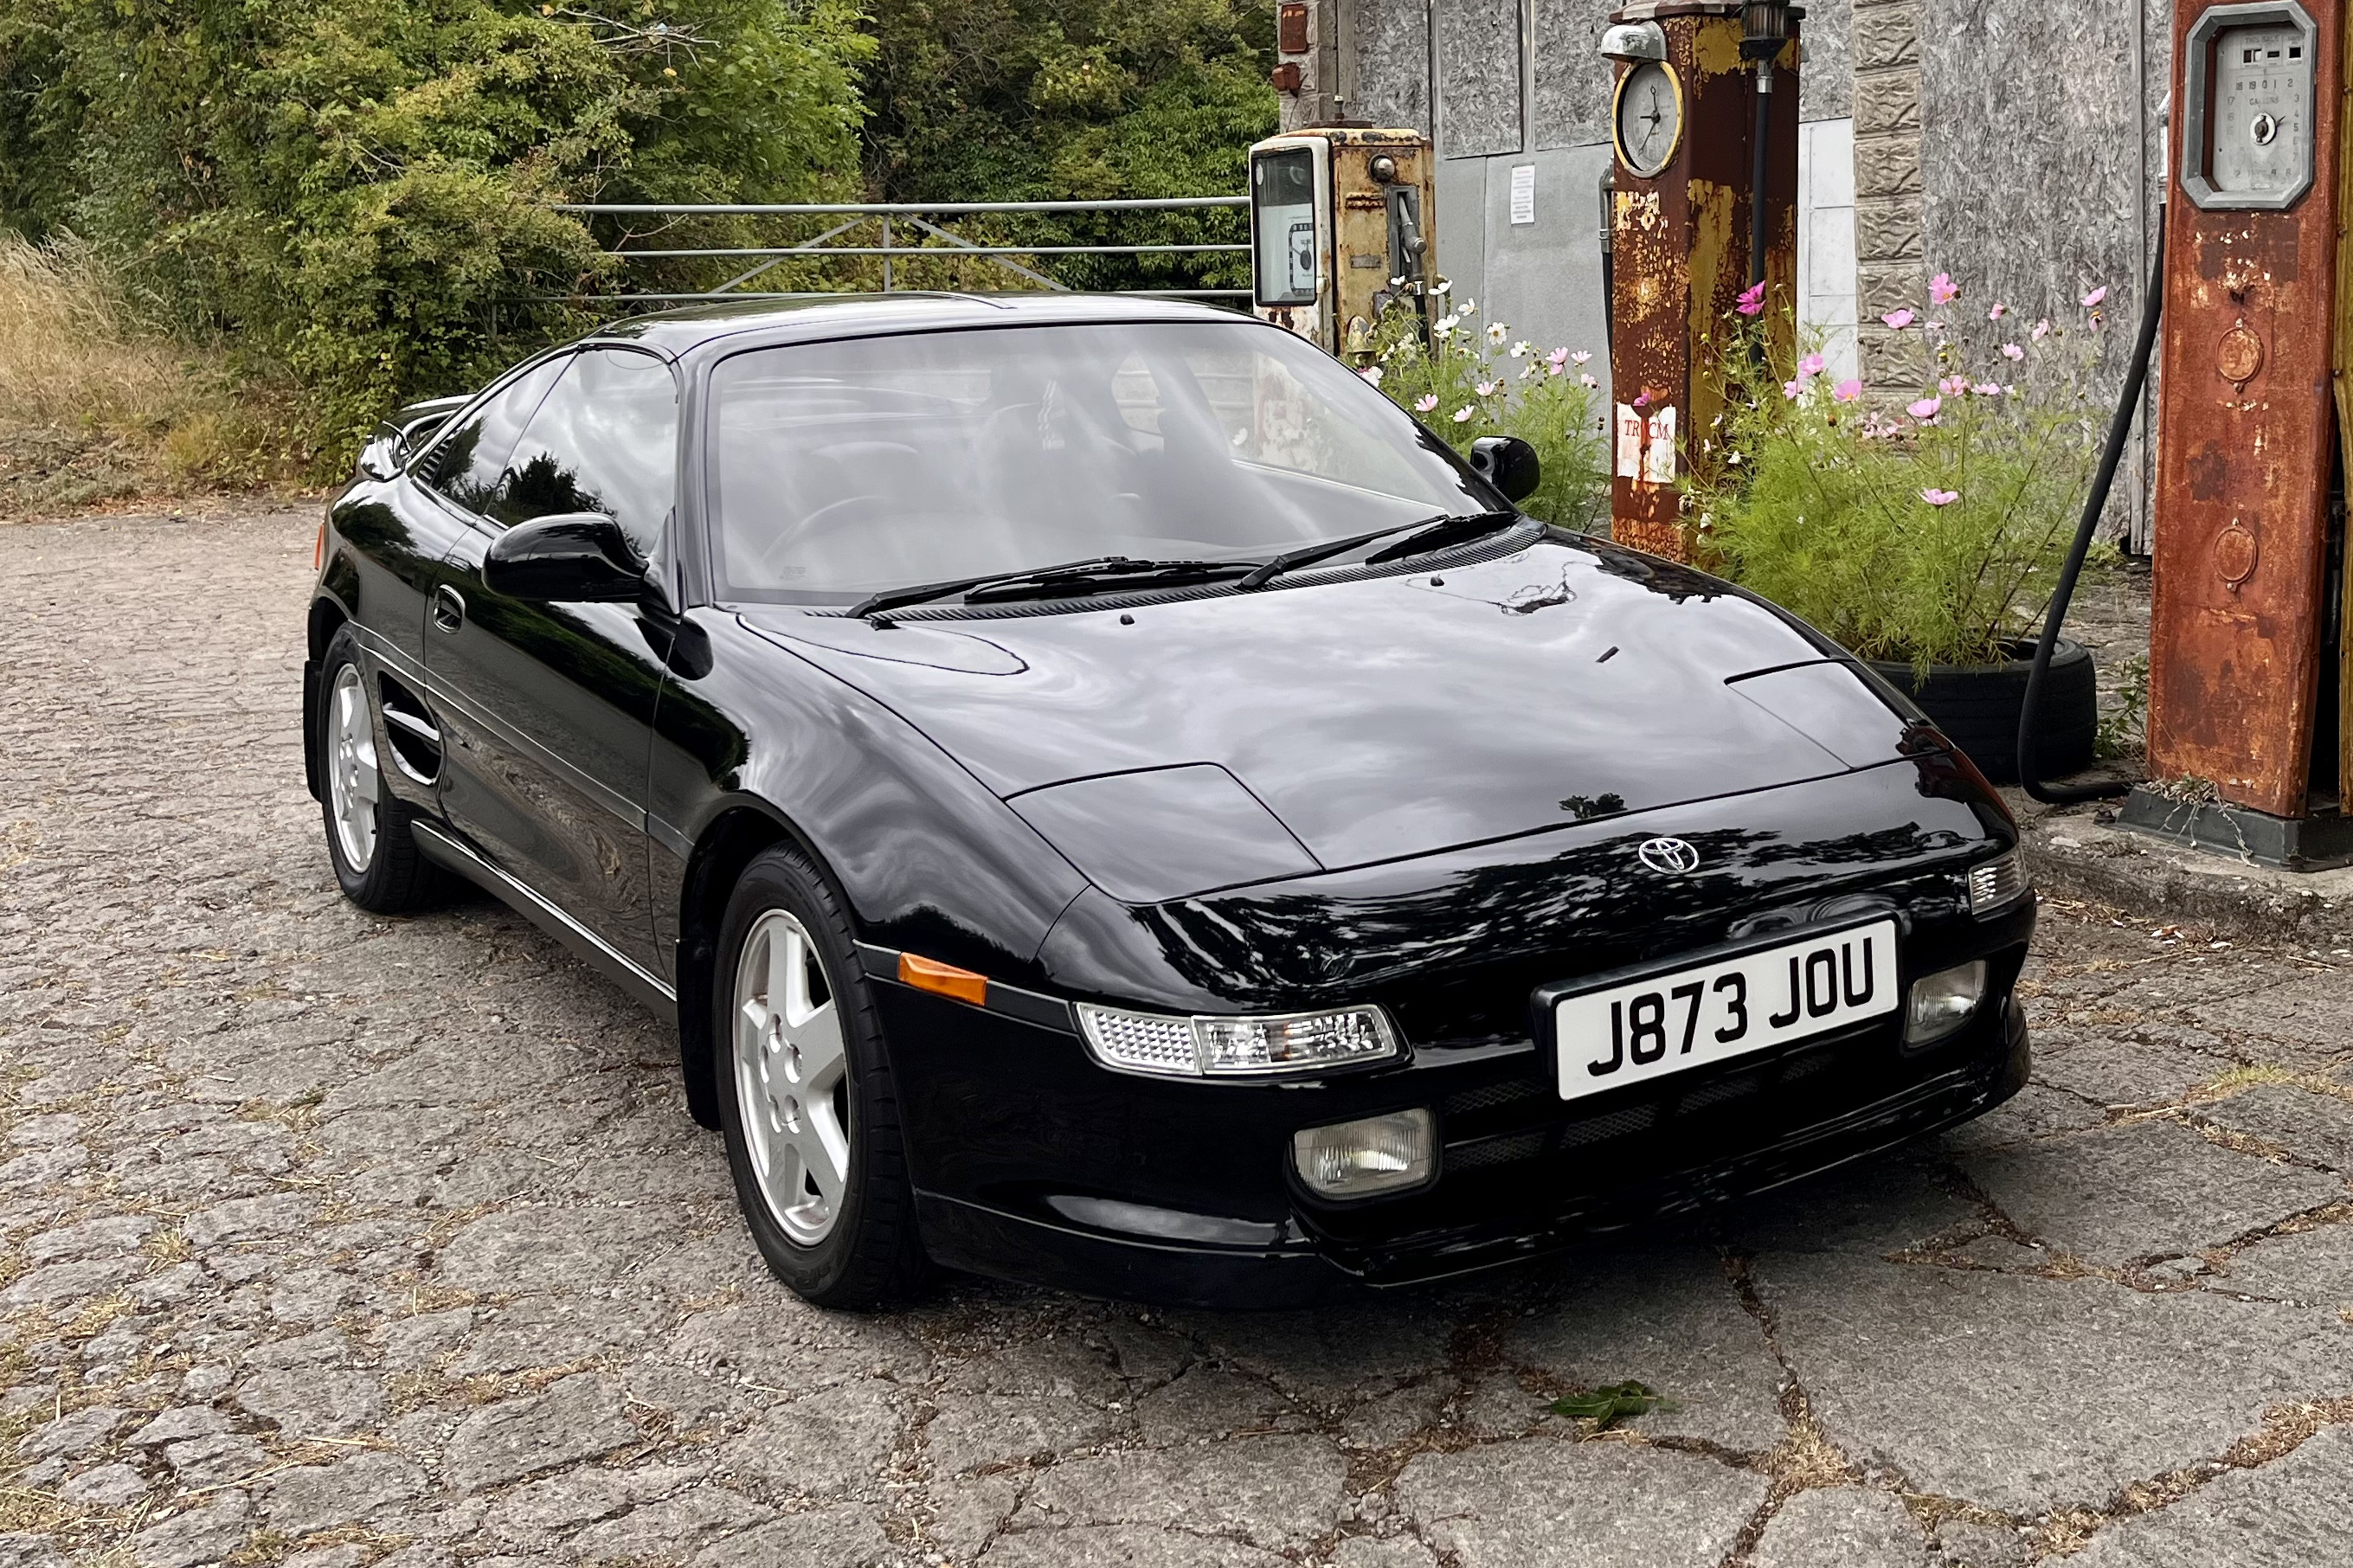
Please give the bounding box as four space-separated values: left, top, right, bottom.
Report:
357 437 402 482
483 512 645 603
1470 434 1541 504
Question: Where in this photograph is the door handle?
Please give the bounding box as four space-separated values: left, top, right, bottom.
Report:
432 584 466 634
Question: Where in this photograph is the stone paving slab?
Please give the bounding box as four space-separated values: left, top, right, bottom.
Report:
5 506 2353 1566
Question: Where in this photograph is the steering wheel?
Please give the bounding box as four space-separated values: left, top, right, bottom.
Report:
748 493 902 583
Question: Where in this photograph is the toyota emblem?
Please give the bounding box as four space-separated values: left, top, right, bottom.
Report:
1637 837 1701 874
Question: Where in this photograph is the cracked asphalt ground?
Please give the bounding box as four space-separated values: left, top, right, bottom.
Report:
5 505 2353 1568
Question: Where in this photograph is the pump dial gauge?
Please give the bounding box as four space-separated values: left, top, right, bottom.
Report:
1614 61 1684 179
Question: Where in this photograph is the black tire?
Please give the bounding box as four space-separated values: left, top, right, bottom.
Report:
317 628 450 914
1866 639 2097 786
713 845 928 1308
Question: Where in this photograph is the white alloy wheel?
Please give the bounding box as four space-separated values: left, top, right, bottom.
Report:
327 663 381 874
732 909 852 1245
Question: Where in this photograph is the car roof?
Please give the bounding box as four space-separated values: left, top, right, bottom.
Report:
588 291 1255 357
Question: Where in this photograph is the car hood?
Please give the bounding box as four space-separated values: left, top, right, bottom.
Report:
737 537 1923 877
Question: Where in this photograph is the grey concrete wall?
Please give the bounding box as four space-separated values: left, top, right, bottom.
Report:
1353 0 1430 132
1913 0 2169 545
1437 0 1526 157
1533 1 1618 150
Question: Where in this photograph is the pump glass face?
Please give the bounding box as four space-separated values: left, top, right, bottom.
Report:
1252 148 1320 307
1616 62 1683 179
2209 23 2312 197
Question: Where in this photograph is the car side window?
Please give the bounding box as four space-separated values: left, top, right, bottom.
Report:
418 357 569 514
491 347 680 558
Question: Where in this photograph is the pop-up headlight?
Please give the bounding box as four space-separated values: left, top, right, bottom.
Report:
1076 1003 1401 1079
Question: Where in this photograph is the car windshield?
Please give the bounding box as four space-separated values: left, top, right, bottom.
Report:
707 318 1497 602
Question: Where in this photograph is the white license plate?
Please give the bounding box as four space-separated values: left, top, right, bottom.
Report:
1552 921 1900 1102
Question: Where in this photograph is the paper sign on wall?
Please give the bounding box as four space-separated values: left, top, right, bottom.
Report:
1615 404 1644 479
1508 164 1536 226
1644 406 1679 485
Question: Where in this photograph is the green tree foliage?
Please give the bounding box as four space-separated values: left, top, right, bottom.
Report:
0 0 870 461
857 0 1275 292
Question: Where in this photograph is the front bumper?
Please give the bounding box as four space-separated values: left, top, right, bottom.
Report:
884 946 2031 1310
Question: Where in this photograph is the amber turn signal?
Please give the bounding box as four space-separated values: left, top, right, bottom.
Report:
898 952 988 1007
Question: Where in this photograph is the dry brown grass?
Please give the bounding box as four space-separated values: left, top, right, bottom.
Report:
0 231 307 517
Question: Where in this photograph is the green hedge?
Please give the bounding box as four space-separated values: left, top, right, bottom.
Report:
0 0 871 466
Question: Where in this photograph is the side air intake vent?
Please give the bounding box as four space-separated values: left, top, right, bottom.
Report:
377 676 442 784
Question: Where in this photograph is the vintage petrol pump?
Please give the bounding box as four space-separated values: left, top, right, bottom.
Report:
1601 2 1802 562
1247 126 1437 361
2128 0 2353 865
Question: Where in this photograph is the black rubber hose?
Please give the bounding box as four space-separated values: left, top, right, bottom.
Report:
2018 201 2167 803
1749 70 1772 290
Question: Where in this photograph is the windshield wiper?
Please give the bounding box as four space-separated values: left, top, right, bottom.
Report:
1363 510 1523 566
851 556 1257 620
1235 511 1520 592
962 558 1255 604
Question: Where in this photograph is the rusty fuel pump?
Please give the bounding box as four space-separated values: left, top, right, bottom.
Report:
1602 2 1802 562
1248 126 1437 361
2106 0 2353 868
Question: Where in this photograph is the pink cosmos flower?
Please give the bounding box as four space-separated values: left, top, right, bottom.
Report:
1832 379 1862 403
1990 303 2010 321
1414 394 1439 413
2081 286 2108 309
1972 382 2003 396
1782 380 1803 399
1798 352 1826 377
2031 319 2054 341
1921 489 1960 507
2001 343 2026 362
1939 376 1966 396
1925 322 1945 335
1580 374 1599 389
1736 280 1768 317
1882 308 1917 331
1929 273 1959 305
1908 396 1943 422
1450 407 1475 423
1475 381 1498 396
1547 346 1572 372
1572 350 1593 365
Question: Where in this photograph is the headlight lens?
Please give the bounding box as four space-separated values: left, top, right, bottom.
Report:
1292 1109 1434 1198
1076 1003 1401 1078
1967 848 2029 916
1905 960 1988 1045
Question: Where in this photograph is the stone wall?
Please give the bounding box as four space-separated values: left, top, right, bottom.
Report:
1851 0 2168 543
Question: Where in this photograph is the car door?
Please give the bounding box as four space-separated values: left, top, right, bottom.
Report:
421 345 682 979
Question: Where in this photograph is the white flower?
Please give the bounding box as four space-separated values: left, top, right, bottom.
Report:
1430 279 1452 297
1450 406 1475 423
1460 298 1477 316
1485 322 1508 345
1359 366 1384 387
1579 373 1598 389
1433 313 1460 336
1510 340 1531 358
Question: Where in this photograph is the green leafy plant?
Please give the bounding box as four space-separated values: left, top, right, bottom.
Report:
1549 1381 1668 1429
2098 652 2150 761
1687 274 2117 675
2 0 871 468
1362 286 1610 532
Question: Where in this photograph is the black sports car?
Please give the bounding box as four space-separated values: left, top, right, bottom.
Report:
305 293 2034 1309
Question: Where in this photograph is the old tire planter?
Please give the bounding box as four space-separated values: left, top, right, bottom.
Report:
1865 638 2096 786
